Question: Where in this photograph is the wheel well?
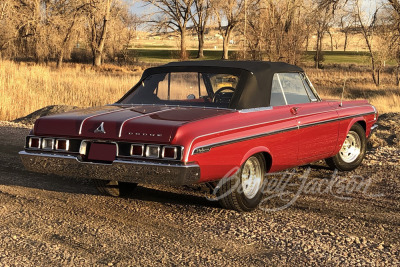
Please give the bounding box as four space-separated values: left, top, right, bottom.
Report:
355 121 366 132
261 152 273 172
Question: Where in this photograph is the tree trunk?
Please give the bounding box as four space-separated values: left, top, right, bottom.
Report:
180 28 188 60
94 51 102 66
377 68 380 86
396 64 400 87
315 31 320 69
197 31 204 58
371 57 378 86
57 51 64 68
344 32 348 52
305 35 309 52
222 30 231 60
329 32 333 51
90 0 111 67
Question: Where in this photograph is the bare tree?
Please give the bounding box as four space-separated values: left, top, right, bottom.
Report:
242 0 307 64
313 1 335 68
144 0 194 60
85 0 113 67
49 0 87 68
215 0 246 59
0 0 17 59
192 0 212 58
354 0 381 86
338 10 355 51
107 6 142 63
387 0 400 86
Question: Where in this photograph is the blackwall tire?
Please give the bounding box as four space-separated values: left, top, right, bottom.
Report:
217 154 266 212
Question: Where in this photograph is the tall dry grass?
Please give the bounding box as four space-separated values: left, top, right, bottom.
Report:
306 67 400 114
0 61 140 121
0 60 399 122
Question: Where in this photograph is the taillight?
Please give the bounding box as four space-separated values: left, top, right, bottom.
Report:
29 137 41 149
162 146 178 159
130 144 144 156
55 139 69 151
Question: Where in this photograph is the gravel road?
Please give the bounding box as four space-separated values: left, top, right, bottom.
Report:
0 122 399 266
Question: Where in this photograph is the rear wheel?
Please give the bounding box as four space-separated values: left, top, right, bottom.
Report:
325 123 366 171
94 180 137 197
217 154 265 212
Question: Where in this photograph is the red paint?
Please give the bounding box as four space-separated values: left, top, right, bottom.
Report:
87 143 117 162
31 99 377 184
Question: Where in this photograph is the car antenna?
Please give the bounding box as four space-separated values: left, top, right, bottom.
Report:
339 78 347 107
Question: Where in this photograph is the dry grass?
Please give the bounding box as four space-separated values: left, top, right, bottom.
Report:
306 67 400 114
0 61 140 121
1 60 399 121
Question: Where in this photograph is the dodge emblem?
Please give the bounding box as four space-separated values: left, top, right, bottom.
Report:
94 122 106 134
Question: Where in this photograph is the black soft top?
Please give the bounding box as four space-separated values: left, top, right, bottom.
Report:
140 60 304 109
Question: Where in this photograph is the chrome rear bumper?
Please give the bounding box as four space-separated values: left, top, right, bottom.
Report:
19 151 200 186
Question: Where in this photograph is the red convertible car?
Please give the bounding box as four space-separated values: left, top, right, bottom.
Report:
20 61 378 211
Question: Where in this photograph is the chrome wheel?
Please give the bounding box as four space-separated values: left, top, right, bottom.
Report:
241 156 263 199
339 131 361 163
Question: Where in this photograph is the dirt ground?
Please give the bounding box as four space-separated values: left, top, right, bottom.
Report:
0 118 399 266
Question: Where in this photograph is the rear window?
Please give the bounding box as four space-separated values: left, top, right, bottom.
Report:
119 72 241 108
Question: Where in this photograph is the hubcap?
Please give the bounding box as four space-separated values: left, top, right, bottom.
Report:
241 156 263 199
339 131 361 163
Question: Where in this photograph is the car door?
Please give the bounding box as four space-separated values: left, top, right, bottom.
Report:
276 73 339 162
268 73 300 168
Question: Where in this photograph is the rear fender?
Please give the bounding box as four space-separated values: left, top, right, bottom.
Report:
240 146 272 168
337 117 367 151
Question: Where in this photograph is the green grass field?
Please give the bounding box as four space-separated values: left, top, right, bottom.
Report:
128 49 233 63
127 48 396 66
302 51 373 65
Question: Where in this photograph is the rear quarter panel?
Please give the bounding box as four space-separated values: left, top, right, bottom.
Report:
173 107 299 182
330 100 377 154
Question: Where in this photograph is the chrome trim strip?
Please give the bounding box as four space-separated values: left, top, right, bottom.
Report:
192 126 298 155
20 151 198 168
276 73 288 105
191 111 375 155
111 103 236 111
297 112 374 129
186 105 373 160
20 151 79 160
79 109 125 135
185 116 294 161
118 108 176 138
239 107 273 113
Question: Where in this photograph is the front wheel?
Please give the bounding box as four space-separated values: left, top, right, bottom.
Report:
325 123 366 171
94 180 137 197
217 154 266 212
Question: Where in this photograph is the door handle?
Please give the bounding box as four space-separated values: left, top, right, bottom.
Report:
290 107 299 115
